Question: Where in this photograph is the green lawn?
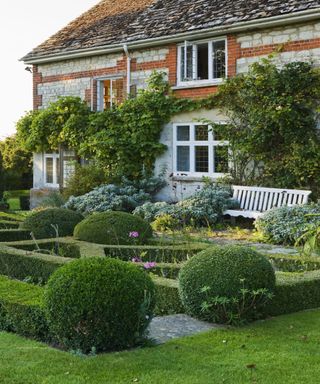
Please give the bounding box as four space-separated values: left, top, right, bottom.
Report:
0 310 320 384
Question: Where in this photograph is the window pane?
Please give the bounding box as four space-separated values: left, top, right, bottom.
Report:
195 125 209 141
56 158 61 185
213 126 225 141
180 45 193 81
46 158 53 184
195 146 209 172
103 79 123 110
214 146 229 173
197 43 209 80
177 146 190 172
112 79 124 107
177 126 190 141
213 41 226 79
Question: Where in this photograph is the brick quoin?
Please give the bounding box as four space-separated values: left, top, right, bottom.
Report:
33 65 43 110
33 35 320 109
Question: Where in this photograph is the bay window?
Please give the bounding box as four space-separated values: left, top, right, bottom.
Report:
178 39 226 85
173 123 229 177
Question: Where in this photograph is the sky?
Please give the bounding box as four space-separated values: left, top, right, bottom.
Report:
0 0 99 139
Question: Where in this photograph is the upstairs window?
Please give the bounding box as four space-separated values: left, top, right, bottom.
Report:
173 123 229 177
97 78 124 110
178 39 226 85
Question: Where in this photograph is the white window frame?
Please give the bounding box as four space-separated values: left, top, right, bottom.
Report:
177 37 227 86
96 76 123 111
173 123 229 178
44 153 59 188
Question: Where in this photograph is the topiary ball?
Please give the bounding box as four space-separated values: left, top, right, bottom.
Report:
21 208 83 239
44 257 156 353
74 211 153 245
179 245 275 324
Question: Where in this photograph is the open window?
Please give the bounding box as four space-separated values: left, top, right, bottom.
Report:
178 39 226 85
97 78 124 110
173 123 229 177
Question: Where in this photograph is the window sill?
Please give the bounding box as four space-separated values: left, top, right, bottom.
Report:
171 174 225 182
172 81 223 90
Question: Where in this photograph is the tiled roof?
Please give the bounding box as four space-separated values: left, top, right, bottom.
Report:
23 0 320 62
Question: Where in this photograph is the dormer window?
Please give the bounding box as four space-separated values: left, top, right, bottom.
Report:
177 39 227 86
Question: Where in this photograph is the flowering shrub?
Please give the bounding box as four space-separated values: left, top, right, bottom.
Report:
64 174 166 215
255 204 320 245
134 185 237 227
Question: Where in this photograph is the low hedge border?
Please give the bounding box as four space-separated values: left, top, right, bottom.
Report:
7 242 81 259
104 244 209 263
0 245 70 284
265 253 320 272
0 273 184 343
266 270 320 316
0 229 31 242
152 276 185 315
0 220 21 229
0 275 50 341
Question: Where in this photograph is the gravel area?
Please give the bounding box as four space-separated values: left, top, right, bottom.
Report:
148 314 223 344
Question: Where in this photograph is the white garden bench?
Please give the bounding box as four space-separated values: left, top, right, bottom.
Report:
224 186 311 219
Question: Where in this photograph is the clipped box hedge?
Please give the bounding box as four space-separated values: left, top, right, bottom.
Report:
267 253 320 273
104 243 209 263
0 229 31 242
8 241 81 259
153 276 185 315
0 275 49 341
266 270 320 316
0 220 20 229
0 245 69 284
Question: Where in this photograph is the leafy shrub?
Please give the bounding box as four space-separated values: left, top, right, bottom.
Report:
40 192 66 208
63 163 109 199
44 257 156 353
152 214 180 231
21 208 83 239
74 211 152 245
134 185 237 227
64 173 166 215
255 204 320 245
179 245 275 324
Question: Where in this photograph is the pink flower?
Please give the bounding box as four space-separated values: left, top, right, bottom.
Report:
132 257 142 263
129 231 139 238
143 262 157 270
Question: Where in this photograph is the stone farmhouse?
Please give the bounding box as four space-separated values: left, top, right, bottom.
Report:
22 0 320 206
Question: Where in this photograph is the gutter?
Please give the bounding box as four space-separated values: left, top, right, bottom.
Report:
22 8 320 64
123 44 131 96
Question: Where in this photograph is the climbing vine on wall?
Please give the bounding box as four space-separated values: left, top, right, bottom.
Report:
16 61 320 194
16 71 216 179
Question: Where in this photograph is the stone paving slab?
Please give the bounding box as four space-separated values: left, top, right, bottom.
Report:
148 314 223 344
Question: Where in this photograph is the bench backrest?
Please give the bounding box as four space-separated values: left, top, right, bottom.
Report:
232 186 311 213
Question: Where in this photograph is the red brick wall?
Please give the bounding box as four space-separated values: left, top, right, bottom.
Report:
33 28 320 109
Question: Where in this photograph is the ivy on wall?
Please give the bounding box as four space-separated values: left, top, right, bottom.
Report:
16 61 320 195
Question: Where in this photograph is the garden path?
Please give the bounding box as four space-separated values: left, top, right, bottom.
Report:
148 314 223 344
